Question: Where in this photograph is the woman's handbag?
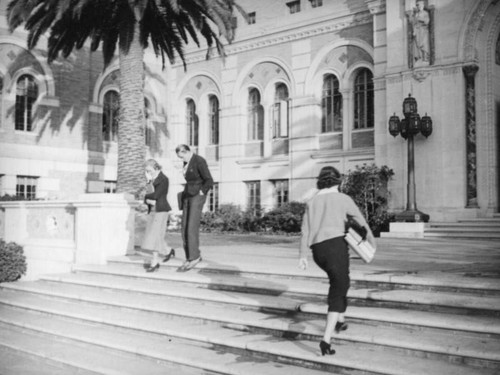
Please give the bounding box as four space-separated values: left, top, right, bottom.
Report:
344 218 376 263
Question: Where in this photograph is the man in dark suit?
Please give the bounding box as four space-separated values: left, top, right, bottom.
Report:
176 144 213 271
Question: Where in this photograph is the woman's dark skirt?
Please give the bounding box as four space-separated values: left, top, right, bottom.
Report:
311 236 350 312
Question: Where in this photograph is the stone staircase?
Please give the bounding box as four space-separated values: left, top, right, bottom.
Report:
424 216 500 240
0 250 499 375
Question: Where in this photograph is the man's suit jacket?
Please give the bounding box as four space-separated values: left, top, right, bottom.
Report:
183 154 214 198
144 171 172 212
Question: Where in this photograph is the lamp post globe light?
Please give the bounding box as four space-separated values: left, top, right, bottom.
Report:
388 94 432 222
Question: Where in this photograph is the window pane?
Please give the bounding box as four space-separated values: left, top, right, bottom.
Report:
353 69 374 129
16 175 37 199
103 91 119 141
209 96 219 145
15 75 37 132
186 99 198 146
246 181 261 215
273 84 289 139
322 75 342 133
248 89 263 141
274 180 289 207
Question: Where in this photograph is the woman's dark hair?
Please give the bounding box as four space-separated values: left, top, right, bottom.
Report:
317 166 342 189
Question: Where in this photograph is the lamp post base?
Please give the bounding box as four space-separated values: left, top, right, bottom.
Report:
395 209 430 223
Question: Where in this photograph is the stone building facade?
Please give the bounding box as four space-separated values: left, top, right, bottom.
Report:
0 0 499 222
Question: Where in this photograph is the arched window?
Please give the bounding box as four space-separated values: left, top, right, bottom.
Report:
208 95 219 145
353 69 374 129
15 75 38 131
248 88 263 140
103 90 119 142
321 74 342 133
272 83 289 138
186 99 198 147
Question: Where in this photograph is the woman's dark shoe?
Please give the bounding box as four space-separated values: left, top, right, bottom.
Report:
146 263 160 273
319 340 335 356
162 248 176 263
335 321 348 333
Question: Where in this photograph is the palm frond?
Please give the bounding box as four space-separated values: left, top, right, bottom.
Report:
103 28 120 66
26 2 57 49
118 3 137 55
7 0 40 31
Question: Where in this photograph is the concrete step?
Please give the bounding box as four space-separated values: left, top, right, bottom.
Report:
108 255 500 295
0 307 331 375
0 288 498 375
0 322 213 375
38 273 500 334
427 225 500 231
0 344 99 375
1 274 500 369
424 231 500 239
70 262 500 315
424 219 500 240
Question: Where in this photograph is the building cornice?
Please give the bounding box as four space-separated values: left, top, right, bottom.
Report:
173 11 373 68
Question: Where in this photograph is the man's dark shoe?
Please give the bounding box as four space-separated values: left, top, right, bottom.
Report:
184 257 202 271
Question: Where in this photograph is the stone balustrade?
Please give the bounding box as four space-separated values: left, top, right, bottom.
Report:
0 194 138 280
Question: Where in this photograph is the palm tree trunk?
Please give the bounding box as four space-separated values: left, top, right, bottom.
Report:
117 19 145 197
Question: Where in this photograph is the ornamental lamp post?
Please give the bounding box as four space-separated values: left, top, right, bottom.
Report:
388 93 432 222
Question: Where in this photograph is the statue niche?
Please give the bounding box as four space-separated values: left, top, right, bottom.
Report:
407 0 435 69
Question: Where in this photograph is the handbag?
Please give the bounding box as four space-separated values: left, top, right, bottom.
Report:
344 218 376 263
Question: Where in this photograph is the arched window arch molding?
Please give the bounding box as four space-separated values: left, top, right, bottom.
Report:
92 61 119 104
235 83 265 116
343 62 374 89
310 69 343 101
6 68 51 133
197 90 221 117
304 38 373 97
175 71 224 108
459 0 490 62
0 36 56 98
232 57 295 107
98 85 120 104
5 67 48 106
262 78 290 108
143 91 165 122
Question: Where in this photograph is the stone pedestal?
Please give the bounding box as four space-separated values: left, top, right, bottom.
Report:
73 194 138 265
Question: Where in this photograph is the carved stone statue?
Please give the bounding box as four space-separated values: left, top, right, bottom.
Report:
409 0 431 67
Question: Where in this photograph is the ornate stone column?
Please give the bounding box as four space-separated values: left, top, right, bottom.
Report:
463 65 479 207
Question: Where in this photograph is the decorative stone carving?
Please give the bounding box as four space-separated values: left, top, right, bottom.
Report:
496 32 500 65
463 64 479 207
463 1 490 62
406 1 435 69
412 69 431 82
366 0 386 15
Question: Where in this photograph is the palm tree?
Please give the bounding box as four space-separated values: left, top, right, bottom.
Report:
7 0 244 197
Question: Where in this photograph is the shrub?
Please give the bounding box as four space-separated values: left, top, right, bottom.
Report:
261 201 306 233
341 164 394 237
201 204 243 232
0 194 29 201
240 208 264 233
0 240 27 283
